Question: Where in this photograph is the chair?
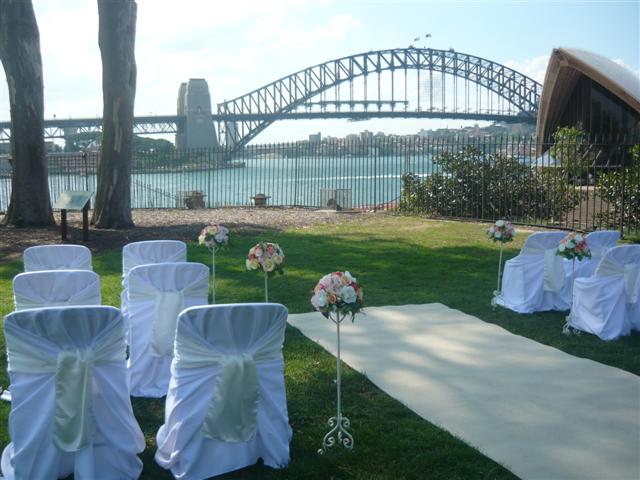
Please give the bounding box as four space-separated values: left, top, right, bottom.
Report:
120 240 188 317
126 262 209 397
155 303 292 479
23 245 92 272
574 230 621 279
494 231 570 313
567 245 640 340
13 270 101 311
122 240 187 277
0 306 144 480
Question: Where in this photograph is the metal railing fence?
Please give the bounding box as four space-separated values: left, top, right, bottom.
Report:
1 135 638 236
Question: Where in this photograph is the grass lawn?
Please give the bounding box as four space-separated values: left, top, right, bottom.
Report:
0 214 637 479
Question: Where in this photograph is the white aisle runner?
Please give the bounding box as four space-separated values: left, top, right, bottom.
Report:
288 304 640 480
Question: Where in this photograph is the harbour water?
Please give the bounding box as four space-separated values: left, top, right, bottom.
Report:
0 154 436 212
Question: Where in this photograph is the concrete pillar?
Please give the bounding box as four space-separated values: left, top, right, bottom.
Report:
175 79 219 150
175 82 187 149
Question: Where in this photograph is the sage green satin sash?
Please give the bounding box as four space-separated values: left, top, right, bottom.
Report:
129 286 189 357
543 248 566 292
174 332 282 442
6 325 125 452
520 245 566 293
151 291 185 357
625 264 640 304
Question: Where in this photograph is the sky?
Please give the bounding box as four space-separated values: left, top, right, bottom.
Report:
0 0 639 143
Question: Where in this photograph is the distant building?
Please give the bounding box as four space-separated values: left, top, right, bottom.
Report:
536 48 640 145
360 130 373 141
176 79 219 150
309 132 321 142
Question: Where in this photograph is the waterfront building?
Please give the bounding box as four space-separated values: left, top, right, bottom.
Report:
536 48 640 143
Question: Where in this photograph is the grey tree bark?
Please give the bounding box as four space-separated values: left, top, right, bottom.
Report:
92 0 137 228
0 0 54 226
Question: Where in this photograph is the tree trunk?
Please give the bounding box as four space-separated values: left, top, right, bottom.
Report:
92 0 137 228
0 0 54 226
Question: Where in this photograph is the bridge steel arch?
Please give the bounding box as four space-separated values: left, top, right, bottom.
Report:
218 47 543 150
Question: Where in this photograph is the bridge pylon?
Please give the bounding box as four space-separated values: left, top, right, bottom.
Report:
176 79 219 150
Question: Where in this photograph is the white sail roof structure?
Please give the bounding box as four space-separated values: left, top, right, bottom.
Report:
536 47 640 146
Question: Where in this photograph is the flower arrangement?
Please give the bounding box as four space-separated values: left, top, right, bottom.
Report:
557 232 592 261
311 271 364 320
198 224 229 250
488 220 515 243
246 241 285 277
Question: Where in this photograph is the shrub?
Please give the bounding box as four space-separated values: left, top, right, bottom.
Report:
595 144 640 232
399 147 581 223
550 126 593 181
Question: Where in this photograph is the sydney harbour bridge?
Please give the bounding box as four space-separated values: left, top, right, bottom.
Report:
0 47 542 152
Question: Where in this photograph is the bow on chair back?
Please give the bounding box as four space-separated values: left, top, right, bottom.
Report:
126 262 209 397
174 303 288 442
120 240 188 322
154 303 292 480
521 231 568 292
2 306 145 480
23 245 93 272
13 270 101 311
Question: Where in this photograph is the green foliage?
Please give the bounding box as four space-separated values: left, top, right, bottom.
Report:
132 135 175 153
64 132 101 152
550 126 593 180
399 146 580 223
595 144 640 231
64 132 175 154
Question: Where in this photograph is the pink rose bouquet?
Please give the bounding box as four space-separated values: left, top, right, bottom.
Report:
557 232 592 261
488 220 515 243
246 241 285 277
198 224 229 250
311 271 364 320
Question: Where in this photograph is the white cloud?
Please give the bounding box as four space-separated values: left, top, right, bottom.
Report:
503 55 550 83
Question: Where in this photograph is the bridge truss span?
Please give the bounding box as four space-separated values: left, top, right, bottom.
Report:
218 47 543 150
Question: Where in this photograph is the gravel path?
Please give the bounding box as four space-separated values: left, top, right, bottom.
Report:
0 207 375 260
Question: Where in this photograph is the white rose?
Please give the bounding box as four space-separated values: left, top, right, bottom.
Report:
312 290 328 309
488 226 495 234
341 285 357 304
263 258 275 272
574 234 583 243
246 258 259 270
343 271 355 284
214 232 227 243
494 231 502 239
495 220 505 228
558 243 566 252
273 254 283 265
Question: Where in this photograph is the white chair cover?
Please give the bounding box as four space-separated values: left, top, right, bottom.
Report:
494 231 571 313
155 303 292 479
13 270 101 311
126 262 209 397
23 245 92 272
0 306 144 480
120 240 188 319
122 240 187 277
574 230 621 279
568 245 640 340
